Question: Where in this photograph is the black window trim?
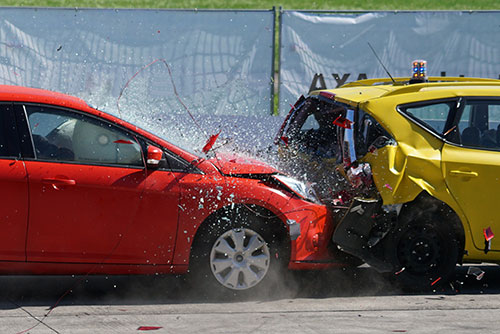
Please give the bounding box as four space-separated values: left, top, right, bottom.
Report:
163 149 203 174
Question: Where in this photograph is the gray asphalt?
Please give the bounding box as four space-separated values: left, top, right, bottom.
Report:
2 265 500 333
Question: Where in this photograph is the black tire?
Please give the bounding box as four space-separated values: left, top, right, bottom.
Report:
188 206 289 298
384 199 461 291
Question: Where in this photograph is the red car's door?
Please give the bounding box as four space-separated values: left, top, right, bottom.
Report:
0 103 28 261
18 104 178 265
139 152 185 266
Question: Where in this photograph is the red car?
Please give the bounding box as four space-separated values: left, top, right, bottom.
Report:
0 85 346 293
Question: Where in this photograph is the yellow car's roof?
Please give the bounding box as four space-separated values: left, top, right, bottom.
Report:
311 77 500 107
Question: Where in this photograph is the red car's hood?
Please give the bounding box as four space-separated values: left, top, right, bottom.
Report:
209 153 278 175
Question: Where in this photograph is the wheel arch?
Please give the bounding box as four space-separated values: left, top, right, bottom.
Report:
399 191 466 264
189 203 290 269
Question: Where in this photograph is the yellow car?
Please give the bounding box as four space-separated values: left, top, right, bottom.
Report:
276 74 500 290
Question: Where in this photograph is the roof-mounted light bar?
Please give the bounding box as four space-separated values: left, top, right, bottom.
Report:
409 60 428 84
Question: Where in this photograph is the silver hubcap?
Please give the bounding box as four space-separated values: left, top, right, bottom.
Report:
210 228 270 290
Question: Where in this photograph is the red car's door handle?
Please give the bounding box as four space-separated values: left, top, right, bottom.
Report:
42 178 76 190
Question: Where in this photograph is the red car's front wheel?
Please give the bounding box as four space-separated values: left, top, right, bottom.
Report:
189 206 289 296
209 228 271 290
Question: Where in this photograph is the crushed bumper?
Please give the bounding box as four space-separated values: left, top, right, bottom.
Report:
332 198 401 272
285 202 349 269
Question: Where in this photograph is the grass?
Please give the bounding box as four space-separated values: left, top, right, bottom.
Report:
0 0 499 10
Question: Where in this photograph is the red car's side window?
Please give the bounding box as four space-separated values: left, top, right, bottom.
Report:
24 105 144 167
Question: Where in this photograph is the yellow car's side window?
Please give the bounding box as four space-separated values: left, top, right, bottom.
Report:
456 100 500 149
403 102 452 134
399 101 456 139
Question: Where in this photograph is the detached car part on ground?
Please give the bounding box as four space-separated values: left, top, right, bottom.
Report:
0 85 348 295
277 76 500 290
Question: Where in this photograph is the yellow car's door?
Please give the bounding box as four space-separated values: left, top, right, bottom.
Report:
442 98 500 252
442 143 500 251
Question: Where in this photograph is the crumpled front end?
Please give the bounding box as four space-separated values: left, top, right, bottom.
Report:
274 94 423 272
275 92 468 274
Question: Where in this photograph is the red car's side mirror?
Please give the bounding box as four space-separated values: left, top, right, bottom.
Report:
146 145 163 167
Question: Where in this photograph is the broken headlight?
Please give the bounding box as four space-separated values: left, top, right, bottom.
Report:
272 174 320 203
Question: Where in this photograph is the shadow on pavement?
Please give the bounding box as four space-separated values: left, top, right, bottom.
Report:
0 264 499 309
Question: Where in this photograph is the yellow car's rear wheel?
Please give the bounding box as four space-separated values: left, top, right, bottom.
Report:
385 197 461 291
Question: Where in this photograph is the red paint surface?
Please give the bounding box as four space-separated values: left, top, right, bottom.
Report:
0 160 28 261
210 153 278 175
0 85 343 277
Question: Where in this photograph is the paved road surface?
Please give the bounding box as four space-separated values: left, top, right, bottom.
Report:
2 265 500 333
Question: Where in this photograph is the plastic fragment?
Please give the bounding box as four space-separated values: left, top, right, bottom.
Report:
395 267 405 275
202 131 221 153
137 326 163 331
384 183 393 191
443 125 457 137
114 139 134 144
332 115 352 129
347 163 372 188
484 227 494 241
483 227 494 253
332 198 343 206
431 277 441 286
467 266 485 280
350 204 365 215
368 144 378 155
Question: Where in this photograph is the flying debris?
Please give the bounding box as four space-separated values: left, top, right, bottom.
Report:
202 131 221 154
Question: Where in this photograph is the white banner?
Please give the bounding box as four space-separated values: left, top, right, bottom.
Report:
280 11 500 114
0 8 277 154
0 8 275 117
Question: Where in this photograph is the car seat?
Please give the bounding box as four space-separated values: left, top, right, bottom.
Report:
72 119 142 165
461 127 480 146
480 129 497 148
